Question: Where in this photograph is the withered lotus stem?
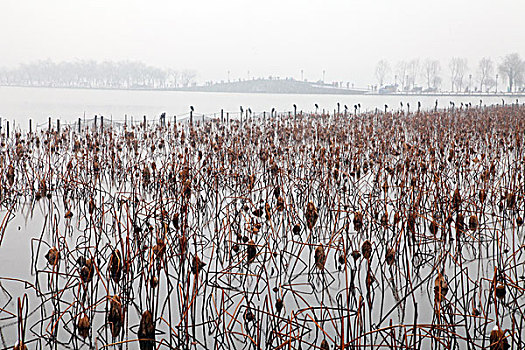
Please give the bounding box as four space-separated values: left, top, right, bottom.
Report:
80 259 94 284
456 214 465 234
305 202 319 230
479 189 486 203
430 220 439 236
247 240 257 263
108 249 122 283
191 255 206 274
385 248 395 265
452 188 462 211
45 247 60 266
380 211 388 227
77 315 90 339
275 298 283 313
366 271 376 287
276 196 285 211
138 310 155 350
107 296 122 338
407 213 417 234
265 202 271 220
314 244 326 270
507 193 516 209
495 284 506 299
489 328 509 350
393 212 401 225
13 341 27 350
353 212 364 231
361 240 372 260
88 198 95 214
434 273 449 303
152 239 166 259
469 215 479 231
244 308 255 322
351 250 361 261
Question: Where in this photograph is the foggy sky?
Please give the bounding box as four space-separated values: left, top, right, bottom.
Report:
1 0 524 87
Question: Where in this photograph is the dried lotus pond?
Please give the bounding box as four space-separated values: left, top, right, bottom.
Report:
0 104 524 349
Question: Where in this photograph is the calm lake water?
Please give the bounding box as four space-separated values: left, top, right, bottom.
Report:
0 86 521 127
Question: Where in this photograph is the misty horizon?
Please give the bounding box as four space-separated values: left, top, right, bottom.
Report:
1 0 525 87
1 53 524 93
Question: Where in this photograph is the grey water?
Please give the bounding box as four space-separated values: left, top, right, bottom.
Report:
0 86 520 127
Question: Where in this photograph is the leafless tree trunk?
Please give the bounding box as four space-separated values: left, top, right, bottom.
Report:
396 61 409 91
498 53 525 92
423 59 441 89
407 59 420 89
375 60 390 87
449 57 468 92
478 57 493 92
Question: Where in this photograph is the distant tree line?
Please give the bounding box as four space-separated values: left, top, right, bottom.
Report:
0 60 197 89
375 53 525 93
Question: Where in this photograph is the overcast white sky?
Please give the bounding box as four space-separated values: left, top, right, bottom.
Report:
1 0 524 87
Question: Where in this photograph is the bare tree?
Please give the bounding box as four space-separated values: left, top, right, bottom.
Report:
167 69 180 88
407 59 420 89
485 77 496 92
423 59 441 89
449 59 457 91
180 69 197 87
449 57 468 92
375 60 390 87
0 60 194 90
396 61 409 91
498 53 525 92
477 57 494 92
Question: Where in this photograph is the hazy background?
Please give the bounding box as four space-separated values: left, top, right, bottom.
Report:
1 0 524 86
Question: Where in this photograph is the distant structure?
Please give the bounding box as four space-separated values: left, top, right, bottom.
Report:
180 78 366 95
379 85 398 94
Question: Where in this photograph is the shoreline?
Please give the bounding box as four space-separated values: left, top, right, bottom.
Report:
2 84 525 97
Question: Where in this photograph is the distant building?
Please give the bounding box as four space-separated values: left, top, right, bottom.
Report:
422 87 437 93
379 84 397 94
